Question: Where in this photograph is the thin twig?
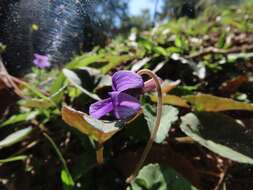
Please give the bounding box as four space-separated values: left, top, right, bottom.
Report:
213 161 231 190
174 136 195 144
126 69 163 183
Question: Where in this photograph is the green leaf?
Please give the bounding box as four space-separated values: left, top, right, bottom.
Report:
50 74 67 103
61 169 75 187
150 95 190 108
128 163 197 190
153 46 168 57
43 133 74 188
100 54 133 74
61 106 124 144
180 113 253 164
0 155 27 164
20 98 54 109
143 105 179 143
175 35 188 51
0 111 38 128
66 54 105 69
21 81 50 100
217 32 227 49
0 127 33 149
63 69 100 100
183 94 253 111
50 73 66 94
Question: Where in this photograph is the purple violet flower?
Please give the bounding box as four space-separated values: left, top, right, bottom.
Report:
33 53 51 69
89 70 144 120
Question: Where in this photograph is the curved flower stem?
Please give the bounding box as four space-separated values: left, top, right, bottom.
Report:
126 69 163 183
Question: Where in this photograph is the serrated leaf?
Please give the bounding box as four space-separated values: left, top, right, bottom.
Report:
180 113 253 164
0 111 38 128
183 94 253 111
144 105 179 143
63 68 100 100
128 163 197 190
0 127 33 149
61 106 123 144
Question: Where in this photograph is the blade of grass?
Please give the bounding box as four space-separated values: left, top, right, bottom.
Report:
43 133 74 186
0 155 27 164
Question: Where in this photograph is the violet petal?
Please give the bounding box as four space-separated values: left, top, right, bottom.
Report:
33 54 50 68
89 98 113 119
112 70 144 92
110 91 141 120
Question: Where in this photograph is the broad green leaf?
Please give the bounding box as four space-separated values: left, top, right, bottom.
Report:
0 111 38 128
61 106 123 144
150 95 190 108
128 163 197 190
0 127 33 149
61 169 75 187
144 105 179 143
183 94 253 111
63 69 100 100
180 113 253 164
0 155 27 164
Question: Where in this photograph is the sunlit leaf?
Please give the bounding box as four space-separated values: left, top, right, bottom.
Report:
144 105 179 143
153 46 168 57
128 163 197 190
61 169 75 187
0 127 33 149
180 113 253 164
183 94 253 111
61 106 123 144
66 54 105 69
100 54 133 74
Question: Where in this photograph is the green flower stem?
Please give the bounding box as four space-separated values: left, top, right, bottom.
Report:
126 69 163 183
